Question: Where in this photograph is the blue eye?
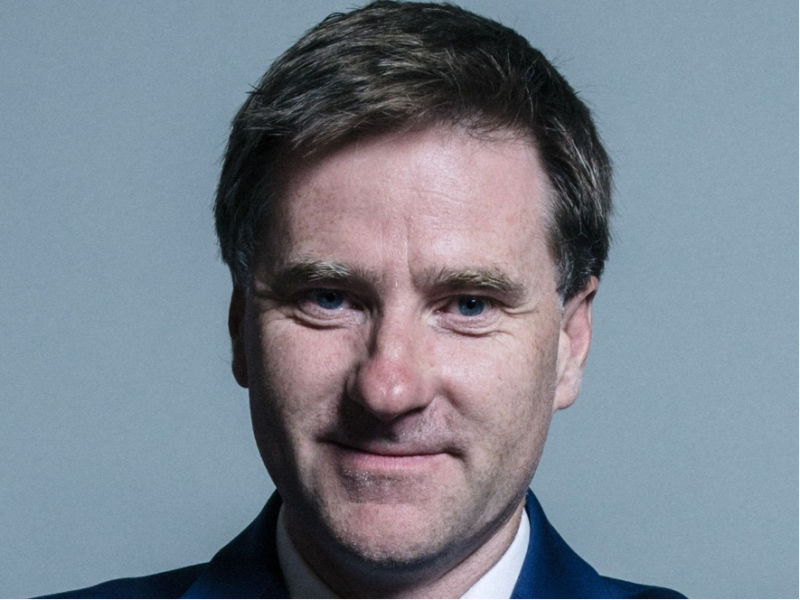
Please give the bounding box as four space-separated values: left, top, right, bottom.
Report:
457 296 485 316
313 290 345 310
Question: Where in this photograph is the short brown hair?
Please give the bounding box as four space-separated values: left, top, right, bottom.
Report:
214 0 612 301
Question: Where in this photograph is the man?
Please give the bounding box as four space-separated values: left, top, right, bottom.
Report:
48 2 683 598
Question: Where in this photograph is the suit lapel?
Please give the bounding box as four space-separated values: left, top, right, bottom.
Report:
512 490 611 599
181 493 288 599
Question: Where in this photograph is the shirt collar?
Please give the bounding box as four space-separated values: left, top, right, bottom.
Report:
276 507 338 599
462 509 529 599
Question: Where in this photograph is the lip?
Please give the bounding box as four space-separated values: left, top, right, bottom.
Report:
327 441 449 473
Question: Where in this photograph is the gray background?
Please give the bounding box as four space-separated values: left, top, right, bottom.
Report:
2 1 796 598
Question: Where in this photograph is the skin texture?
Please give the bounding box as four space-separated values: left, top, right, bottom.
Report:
229 126 597 598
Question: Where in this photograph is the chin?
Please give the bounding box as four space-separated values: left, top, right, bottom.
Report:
319 497 465 569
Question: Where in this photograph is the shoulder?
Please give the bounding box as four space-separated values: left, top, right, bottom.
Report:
599 575 687 599
38 564 206 599
517 491 686 599
37 494 287 599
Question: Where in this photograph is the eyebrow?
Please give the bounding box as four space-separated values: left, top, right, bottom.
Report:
418 266 527 306
261 259 527 306
265 259 380 296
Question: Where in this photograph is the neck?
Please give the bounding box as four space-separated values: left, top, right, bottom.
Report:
284 501 525 599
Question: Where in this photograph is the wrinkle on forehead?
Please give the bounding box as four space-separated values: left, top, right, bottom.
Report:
262 125 555 296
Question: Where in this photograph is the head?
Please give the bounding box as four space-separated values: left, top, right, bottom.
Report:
216 1 611 595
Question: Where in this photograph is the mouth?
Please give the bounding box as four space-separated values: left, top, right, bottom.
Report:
327 441 450 473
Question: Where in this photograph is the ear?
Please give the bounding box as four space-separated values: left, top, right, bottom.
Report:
228 286 249 388
553 276 598 413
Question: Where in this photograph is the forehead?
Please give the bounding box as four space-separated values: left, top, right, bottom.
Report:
265 127 555 288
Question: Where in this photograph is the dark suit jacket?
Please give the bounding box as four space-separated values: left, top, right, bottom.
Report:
43 491 684 599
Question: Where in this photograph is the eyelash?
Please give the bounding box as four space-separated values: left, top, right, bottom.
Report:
297 289 357 313
436 296 502 335
293 289 499 330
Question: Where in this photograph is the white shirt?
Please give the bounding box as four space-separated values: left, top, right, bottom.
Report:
276 507 530 599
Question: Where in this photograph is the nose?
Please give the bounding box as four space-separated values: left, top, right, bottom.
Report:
348 311 433 422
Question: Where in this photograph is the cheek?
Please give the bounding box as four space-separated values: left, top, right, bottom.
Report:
438 327 560 460
248 319 356 435
444 328 558 402
246 319 358 494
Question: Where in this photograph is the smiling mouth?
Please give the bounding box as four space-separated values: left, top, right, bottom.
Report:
328 442 449 473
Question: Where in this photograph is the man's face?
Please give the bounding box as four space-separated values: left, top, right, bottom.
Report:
231 126 595 573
